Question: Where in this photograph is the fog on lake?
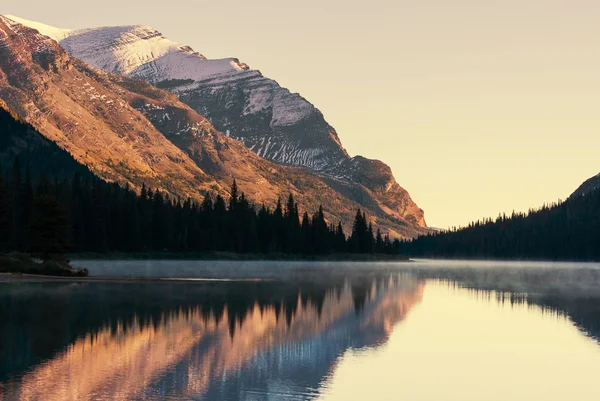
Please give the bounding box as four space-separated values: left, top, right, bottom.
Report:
1 260 600 401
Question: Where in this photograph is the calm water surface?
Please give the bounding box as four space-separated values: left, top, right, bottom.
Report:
1 260 600 400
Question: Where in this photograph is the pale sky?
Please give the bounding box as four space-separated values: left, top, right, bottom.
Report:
3 1 600 228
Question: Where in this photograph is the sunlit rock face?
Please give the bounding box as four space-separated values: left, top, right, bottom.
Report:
0 15 215 198
2 277 422 401
0 15 427 236
6 15 428 236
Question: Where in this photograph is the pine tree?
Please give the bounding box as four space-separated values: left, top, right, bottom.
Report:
336 222 346 253
257 203 272 253
10 157 22 250
0 168 10 251
89 181 108 252
367 222 375 253
30 195 70 262
350 209 364 253
20 166 33 250
213 195 227 251
301 211 312 253
274 197 283 219
229 180 239 212
376 228 384 253
0 158 408 257
312 206 329 254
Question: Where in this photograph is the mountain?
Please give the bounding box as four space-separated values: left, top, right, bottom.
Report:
0 98 95 180
403 184 600 261
6 15 427 229
0 15 427 237
570 173 600 198
0 15 217 196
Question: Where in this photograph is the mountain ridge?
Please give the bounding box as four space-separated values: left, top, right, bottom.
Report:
7 15 427 229
0 15 428 237
570 173 600 198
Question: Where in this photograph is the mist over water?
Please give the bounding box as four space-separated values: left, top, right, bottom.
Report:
76 259 600 297
2 260 600 400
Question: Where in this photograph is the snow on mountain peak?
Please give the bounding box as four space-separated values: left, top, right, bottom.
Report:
4 15 72 41
5 16 249 84
62 24 252 83
0 14 428 231
2 15 345 169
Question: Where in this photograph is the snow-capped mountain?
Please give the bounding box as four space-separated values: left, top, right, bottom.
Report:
7 16 350 171
3 15 427 232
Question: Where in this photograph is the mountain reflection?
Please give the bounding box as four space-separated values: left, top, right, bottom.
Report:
0 275 422 401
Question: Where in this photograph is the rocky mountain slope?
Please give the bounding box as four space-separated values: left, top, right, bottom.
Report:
570 173 600 198
7 15 427 229
0 98 96 180
0 15 216 196
0 16 427 237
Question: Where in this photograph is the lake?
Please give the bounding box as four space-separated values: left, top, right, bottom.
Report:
1 260 600 400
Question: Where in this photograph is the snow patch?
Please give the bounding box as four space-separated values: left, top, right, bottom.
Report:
62 25 245 83
7 15 353 175
4 15 72 41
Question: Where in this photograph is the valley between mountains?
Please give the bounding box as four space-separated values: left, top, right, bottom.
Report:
0 15 428 237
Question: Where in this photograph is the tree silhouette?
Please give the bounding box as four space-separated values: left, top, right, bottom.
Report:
0 105 403 258
0 168 10 251
29 195 70 262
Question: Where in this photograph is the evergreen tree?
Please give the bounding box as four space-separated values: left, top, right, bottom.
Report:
0 168 10 251
301 212 312 253
89 181 108 252
374 228 382 253
335 222 346 253
0 155 403 258
29 195 70 262
312 206 329 254
401 190 600 261
229 180 239 212
10 157 22 250
20 166 33 250
213 195 227 251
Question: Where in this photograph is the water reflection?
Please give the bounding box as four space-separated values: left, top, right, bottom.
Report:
319 282 600 401
3 263 600 401
0 275 423 401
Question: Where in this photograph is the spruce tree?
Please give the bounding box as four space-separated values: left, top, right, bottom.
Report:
229 180 239 212
0 168 10 251
10 157 22 250
29 195 70 262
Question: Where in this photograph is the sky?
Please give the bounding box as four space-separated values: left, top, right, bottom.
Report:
3 1 600 228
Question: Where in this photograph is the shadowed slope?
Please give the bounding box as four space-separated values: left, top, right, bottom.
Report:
0 16 428 237
6 15 427 234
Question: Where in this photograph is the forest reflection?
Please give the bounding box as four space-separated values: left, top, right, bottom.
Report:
0 275 423 401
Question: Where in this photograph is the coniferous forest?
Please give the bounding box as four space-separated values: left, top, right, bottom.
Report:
5 96 600 262
0 106 400 258
0 167 400 256
402 190 600 261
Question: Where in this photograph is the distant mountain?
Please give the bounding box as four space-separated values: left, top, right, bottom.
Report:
404 184 600 261
7 15 427 229
0 16 427 237
570 173 600 198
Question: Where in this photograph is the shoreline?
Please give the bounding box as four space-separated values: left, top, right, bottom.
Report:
68 252 410 262
0 273 276 283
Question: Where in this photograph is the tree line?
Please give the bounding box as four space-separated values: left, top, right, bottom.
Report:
0 158 402 257
401 189 600 261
